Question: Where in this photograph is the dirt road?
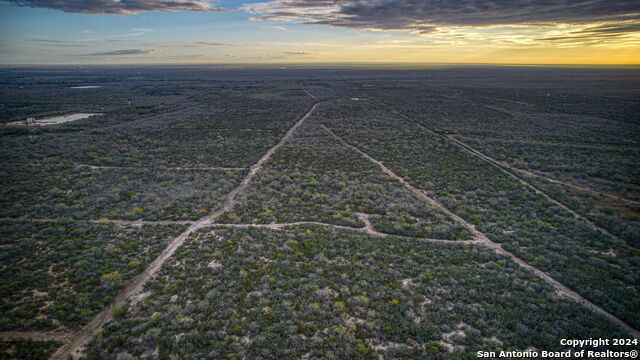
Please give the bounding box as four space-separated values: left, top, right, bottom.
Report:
321 124 640 339
378 101 633 248
213 217 478 244
509 167 639 205
442 134 635 247
49 102 321 360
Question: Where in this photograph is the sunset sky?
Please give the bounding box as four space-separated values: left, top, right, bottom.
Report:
1 0 639 65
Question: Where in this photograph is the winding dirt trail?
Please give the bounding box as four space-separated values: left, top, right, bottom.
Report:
11 97 639 358
214 216 479 245
1 216 475 344
49 102 321 360
321 125 640 339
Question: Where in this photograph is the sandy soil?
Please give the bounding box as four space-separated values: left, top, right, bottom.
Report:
7 113 101 126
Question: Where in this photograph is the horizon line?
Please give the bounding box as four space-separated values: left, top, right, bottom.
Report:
1 62 640 69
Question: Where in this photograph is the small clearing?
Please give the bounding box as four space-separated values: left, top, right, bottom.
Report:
7 113 102 126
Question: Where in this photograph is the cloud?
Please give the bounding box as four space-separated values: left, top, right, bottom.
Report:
563 21 640 37
85 49 157 56
165 54 205 59
30 38 90 47
282 51 315 58
534 21 640 45
243 0 640 32
29 38 64 43
173 41 236 47
260 25 287 30
7 0 229 14
78 28 155 42
194 41 235 46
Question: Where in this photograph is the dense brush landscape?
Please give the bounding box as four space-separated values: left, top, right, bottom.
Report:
0 66 638 359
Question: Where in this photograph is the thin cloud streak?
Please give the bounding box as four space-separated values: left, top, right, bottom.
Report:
7 0 229 14
83 49 158 56
260 25 288 30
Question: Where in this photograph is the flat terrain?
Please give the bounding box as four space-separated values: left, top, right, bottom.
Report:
7 113 102 127
0 66 638 359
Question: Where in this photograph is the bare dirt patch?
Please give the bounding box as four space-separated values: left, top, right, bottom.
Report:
7 113 101 126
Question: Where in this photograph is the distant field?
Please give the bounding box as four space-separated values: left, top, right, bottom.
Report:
0 67 638 359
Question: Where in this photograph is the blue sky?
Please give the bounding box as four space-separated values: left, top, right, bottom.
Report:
0 0 382 64
1 0 638 65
